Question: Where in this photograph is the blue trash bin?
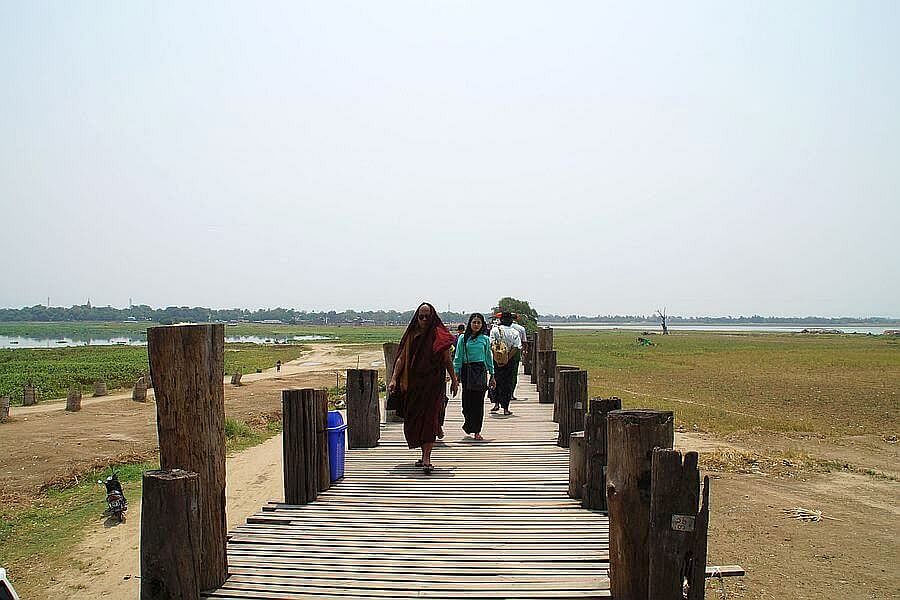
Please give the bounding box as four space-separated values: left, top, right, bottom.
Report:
327 411 347 481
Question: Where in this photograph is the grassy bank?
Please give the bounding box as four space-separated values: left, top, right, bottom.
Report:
554 330 899 437
0 342 310 404
0 415 281 598
0 321 406 344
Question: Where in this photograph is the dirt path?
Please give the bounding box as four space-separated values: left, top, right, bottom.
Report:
0 344 382 496
46 433 286 599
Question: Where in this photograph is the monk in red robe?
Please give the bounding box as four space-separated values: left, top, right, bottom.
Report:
388 302 458 474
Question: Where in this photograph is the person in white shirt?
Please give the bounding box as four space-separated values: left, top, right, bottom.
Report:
489 312 522 415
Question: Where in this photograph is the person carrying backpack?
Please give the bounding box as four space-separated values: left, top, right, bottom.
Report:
489 312 522 415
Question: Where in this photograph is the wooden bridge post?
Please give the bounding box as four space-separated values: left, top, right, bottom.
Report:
93 380 107 396
582 397 622 510
230 372 243 386
607 409 674 600
282 388 319 504
529 330 540 384
537 350 557 404
568 431 585 499
556 369 588 447
22 382 36 406
148 324 227 591
382 342 402 422
315 388 330 493
523 334 533 376
0 396 9 422
66 386 82 412
553 365 579 422
141 469 201 600
132 376 148 402
648 449 710 600
347 369 380 448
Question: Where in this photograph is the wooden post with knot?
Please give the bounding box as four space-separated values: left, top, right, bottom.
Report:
382 342 402 422
553 365 579 423
556 369 588 448
133 376 148 402
582 397 622 511
148 324 227 591
66 386 83 412
23 382 36 406
649 449 710 600
537 350 557 404
282 388 320 504
607 409 674 600
141 469 201 600
347 369 380 448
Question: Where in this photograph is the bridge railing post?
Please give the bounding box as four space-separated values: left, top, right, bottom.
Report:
537 350 557 404
607 409 674 600
581 397 622 510
141 469 201 600
148 324 227 591
347 369 380 448
648 449 710 600
382 343 402 422
282 388 320 504
556 369 588 448
553 365 579 422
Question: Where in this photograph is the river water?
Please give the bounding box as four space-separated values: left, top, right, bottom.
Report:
0 334 335 349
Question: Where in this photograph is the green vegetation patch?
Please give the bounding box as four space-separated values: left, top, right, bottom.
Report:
0 343 309 404
554 330 899 437
0 414 282 598
0 460 155 596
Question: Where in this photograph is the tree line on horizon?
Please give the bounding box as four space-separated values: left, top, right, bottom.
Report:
0 303 895 326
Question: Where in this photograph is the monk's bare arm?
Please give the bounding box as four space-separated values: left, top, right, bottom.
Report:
444 348 459 396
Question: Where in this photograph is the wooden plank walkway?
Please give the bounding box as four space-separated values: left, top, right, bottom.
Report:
204 372 611 599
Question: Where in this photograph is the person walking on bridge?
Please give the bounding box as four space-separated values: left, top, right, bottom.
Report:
490 312 522 415
453 313 495 440
388 302 458 474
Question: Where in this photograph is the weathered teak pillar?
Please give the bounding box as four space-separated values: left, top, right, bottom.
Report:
93 380 108 396
148 324 227 591
132 376 148 402
553 365 579 422
556 369 588 448
530 330 541 385
537 350 557 404
607 409 674 600
648 449 710 600
230 372 242 386
582 397 622 510
0 395 9 422
66 387 82 412
523 334 533 376
382 342 402 422
539 327 554 351
314 388 330 493
22 383 36 406
347 369 380 448
568 431 586 499
282 388 319 504
141 469 201 600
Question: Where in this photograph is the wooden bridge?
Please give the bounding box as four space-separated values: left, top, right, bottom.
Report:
204 372 612 599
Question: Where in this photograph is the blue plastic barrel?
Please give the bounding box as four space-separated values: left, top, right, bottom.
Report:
327 410 347 481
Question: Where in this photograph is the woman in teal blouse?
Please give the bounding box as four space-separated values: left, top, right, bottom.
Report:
453 313 495 439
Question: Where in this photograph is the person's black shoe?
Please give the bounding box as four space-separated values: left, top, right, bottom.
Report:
490 405 500 413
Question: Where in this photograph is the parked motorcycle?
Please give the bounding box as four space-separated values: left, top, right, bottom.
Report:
98 472 128 523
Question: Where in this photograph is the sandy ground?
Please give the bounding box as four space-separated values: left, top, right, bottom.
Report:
3 348 898 599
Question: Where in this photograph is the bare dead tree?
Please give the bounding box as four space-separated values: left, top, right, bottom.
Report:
656 308 669 335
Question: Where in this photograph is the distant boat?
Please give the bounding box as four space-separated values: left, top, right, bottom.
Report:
56 340 67 343
9 341 18 344
115 341 127 345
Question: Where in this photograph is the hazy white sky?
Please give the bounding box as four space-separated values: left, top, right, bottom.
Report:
1 1 898 317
